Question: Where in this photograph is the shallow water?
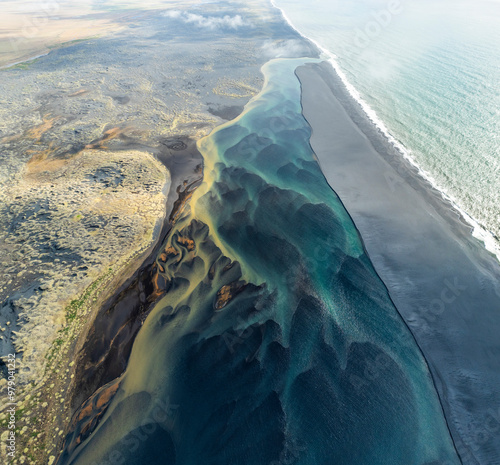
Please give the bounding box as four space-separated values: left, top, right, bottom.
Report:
58 58 460 465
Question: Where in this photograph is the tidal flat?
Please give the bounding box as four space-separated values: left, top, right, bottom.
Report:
0 1 317 462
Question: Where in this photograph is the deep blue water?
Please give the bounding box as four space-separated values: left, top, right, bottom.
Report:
58 58 460 465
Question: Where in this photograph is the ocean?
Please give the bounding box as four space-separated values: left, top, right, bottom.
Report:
53 2 499 463
58 58 460 465
272 0 500 260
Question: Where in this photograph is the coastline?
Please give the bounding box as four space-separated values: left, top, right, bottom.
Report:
2 0 497 463
269 0 500 263
296 60 500 464
55 57 461 465
0 53 50 70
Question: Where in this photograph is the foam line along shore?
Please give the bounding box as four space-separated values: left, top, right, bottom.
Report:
269 0 500 263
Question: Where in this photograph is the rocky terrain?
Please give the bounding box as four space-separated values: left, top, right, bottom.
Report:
0 0 317 462
0 148 170 383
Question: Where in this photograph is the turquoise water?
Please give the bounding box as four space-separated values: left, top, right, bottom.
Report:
58 59 459 465
273 0 500 256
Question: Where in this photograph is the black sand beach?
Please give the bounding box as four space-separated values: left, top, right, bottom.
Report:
297 61 500 465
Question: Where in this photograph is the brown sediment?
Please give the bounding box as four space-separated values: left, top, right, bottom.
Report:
215 281 247 310
169 177 202 223
26 114 59 141
165 246 180 257
62 378 122 457
2 113 59 148
73 380 120 425
84 127 127 149
165 246 179 259
53 136 204 462
10 115 62 174
151 271 168 300
68 89 89 98
177 235 196 251
74 404 93 424
216 284 234 309
25 144 69 176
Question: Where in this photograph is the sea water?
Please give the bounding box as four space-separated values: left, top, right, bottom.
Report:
272 0 500 258
59 58 460 465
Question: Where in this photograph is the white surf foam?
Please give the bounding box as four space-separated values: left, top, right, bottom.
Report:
270 0 500 263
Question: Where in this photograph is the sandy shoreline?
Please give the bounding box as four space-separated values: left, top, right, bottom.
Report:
297 61 500 465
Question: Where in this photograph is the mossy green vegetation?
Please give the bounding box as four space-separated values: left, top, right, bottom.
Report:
6 58 40 70
47 37 100 50
45 268 113 363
